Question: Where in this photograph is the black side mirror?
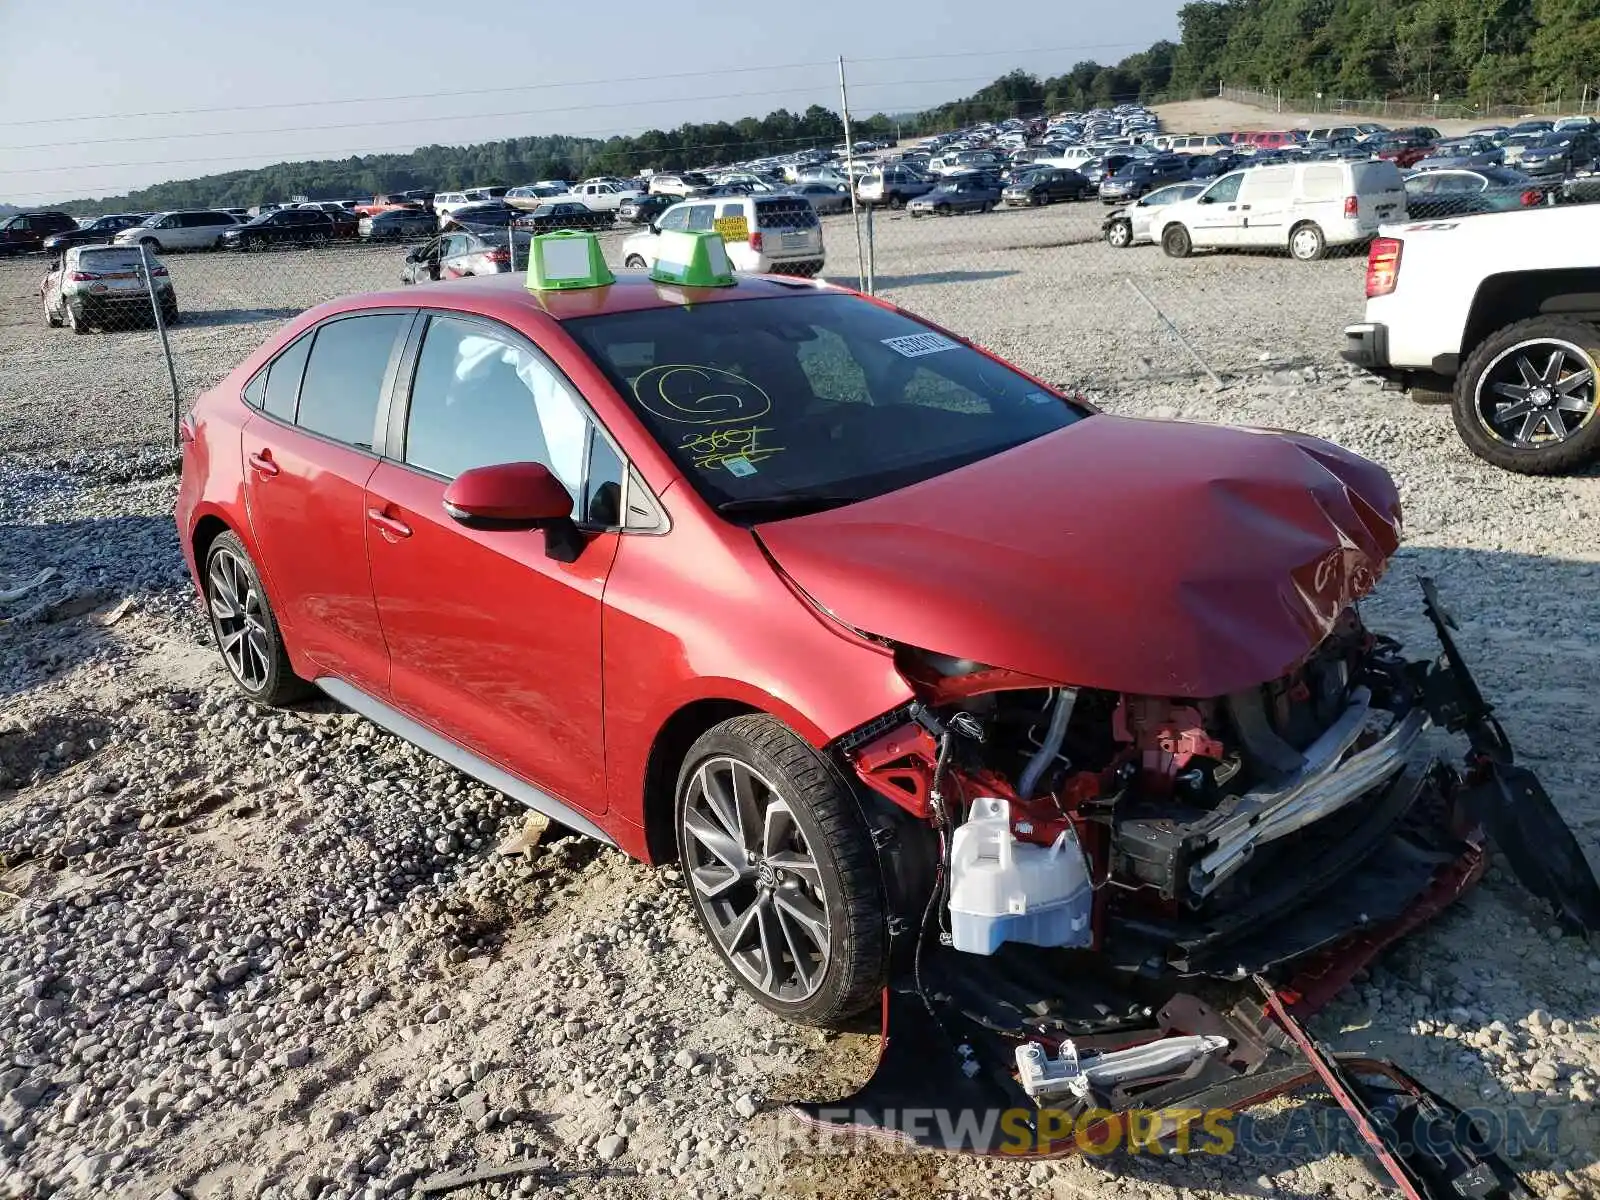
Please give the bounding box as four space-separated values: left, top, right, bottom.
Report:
1197 195 1214 204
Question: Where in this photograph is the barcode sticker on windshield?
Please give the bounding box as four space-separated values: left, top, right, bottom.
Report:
881 332 959 358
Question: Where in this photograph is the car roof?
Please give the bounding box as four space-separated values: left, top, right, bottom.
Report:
323 268 828 324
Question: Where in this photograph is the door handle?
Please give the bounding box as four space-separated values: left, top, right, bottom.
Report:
1239 204 1251 210
248 451 279 477
367 508 413 539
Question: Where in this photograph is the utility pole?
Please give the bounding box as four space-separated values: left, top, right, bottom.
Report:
838 56 866 293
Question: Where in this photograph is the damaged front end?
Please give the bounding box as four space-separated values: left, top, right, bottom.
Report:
800 579 1599 1196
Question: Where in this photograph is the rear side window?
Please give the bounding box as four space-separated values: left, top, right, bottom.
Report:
1299 165 1345 201
755 199 820 229
1244 166 1295 201
296 315 406 449
261 332 313 420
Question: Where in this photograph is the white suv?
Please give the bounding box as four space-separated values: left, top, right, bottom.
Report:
114 210 239 252
620 195 824 277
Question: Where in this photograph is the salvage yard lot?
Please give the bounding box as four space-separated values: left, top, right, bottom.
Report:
1 201 1598 1200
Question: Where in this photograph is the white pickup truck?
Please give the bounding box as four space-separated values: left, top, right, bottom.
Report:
548 180 642 212
1343 204 1600 474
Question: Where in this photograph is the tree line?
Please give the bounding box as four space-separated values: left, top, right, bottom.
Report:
43 0 1598 215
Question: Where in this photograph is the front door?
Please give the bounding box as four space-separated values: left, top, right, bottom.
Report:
241 312 411 695
363 312 622 813
1191 172 1247 246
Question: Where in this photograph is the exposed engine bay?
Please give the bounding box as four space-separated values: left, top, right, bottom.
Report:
804 580 1600 1198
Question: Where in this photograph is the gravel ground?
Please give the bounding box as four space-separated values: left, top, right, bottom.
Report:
1 205 1598 1200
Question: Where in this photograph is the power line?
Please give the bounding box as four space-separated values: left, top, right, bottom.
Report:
0 41 1159 130
0 74 999 155
0 76 1023 177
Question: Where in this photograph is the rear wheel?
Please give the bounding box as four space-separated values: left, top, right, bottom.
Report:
43 297 62 328
203 532 312 705
1107 218 1134 249
1452 317 1600 475
67 305 86 334
675 714 887 1028
624 254 647 269
1161 223 1192 258
1289 221 1327 261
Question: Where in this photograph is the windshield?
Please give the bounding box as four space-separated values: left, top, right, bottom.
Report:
564 293 1087 514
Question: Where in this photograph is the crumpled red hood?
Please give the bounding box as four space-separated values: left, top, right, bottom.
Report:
755 415 1402 698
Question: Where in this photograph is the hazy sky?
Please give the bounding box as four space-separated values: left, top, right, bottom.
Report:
1 0 1181 204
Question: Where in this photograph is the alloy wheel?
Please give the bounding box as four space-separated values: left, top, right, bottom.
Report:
680 756 831 1003
1475 339 1597 449
207 548 272 691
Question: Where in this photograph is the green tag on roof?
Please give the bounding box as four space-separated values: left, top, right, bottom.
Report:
526 230 614 292
648 229 737 288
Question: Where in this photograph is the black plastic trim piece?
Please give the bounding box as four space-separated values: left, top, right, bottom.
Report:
314 676 616 846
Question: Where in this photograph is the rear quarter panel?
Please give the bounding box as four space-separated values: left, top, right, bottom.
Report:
1371 206 1600 369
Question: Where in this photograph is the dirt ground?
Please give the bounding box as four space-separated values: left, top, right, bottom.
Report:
1154 97 1493 137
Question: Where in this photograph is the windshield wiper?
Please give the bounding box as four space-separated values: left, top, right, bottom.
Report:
715 493 862 519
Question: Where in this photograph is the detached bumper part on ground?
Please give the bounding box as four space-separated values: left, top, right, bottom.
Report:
793 580 1598 1198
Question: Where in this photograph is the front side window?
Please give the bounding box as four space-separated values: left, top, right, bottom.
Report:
296 314 406 449
403 315 589 505
1203 173 1245 203
685 205 715 232
658 206 690 232
564 293 1087 515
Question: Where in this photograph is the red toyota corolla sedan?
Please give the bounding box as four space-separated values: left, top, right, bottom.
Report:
176 264 1593 1037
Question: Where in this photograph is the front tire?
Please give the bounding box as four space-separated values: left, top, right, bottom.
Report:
1452 317 1600 475
1107 218 1133 249
1289 221 1327 261
675 714 887 1028
624 254 647 269
203 532 312 705
1161 223 1192 258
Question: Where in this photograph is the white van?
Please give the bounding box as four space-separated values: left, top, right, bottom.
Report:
1165 134 1231 155
619 194 824 277
1152 159 1407 261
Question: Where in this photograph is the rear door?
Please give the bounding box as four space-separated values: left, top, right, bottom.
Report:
240 311 412 694
363 311 622 814
1351 160 1407 227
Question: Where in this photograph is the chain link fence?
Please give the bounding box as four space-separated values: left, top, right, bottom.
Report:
5 147 1600 452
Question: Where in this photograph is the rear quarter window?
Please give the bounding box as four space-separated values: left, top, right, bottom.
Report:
1299 165 1346 201
755 200 820 229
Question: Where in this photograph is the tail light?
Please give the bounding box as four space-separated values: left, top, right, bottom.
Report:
1521 189 1543 206
749 230 764 251
1365 237 1403 298
485 248 510 264
1343 195 1360 218
149 265 169 277
69 271 102 282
